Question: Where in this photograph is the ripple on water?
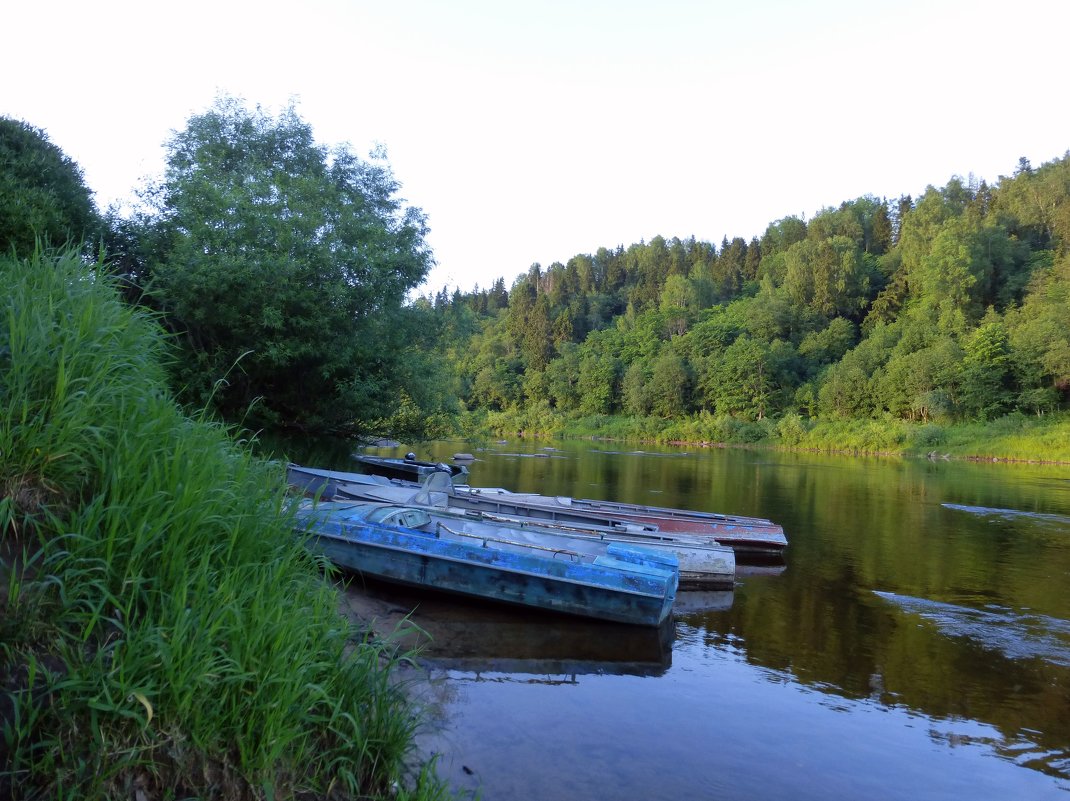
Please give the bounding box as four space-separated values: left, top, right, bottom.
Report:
873 590 1070 667
942 503 1070 530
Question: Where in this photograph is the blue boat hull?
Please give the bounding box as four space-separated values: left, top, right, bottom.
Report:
299 515 678 627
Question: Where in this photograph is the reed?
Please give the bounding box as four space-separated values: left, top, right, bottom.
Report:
0 250 445 799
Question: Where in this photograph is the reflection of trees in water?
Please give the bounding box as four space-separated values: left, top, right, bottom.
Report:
927 722 1070 782
682 591 1070 783
320 442 1070 787
875 591 1070 667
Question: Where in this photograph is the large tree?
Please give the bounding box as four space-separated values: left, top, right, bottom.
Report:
0 117 98 257
139 97 435 434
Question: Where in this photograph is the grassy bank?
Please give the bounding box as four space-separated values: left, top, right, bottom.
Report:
0 251 447 799
472 406 1070 463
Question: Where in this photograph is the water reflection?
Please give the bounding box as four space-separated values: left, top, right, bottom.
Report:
284 438 1070 798
943 502 1070 529
339 579 677 676
417 611 1070 801
874 590 1070 667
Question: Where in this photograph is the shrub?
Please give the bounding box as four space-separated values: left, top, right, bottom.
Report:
912 423 947 449
775 413 810 446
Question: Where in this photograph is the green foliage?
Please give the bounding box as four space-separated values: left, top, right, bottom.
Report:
798 317 857 372
438 154 1070 459
134 97 435 436
622 358 654 416
0 117 98 257
507 277 554 370
929 410 1070 461
576 329 621 415
784 235 873 319
775 412 810 445
912 423 947 449
1006 253 1070 403
649 348 692 417
700 336 774 420
958 311 1014 419
0 250 441 799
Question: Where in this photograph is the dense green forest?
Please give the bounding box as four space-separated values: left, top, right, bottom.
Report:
421 155 1070 457
4 103 1070 458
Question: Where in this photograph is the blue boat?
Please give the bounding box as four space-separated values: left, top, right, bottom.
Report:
296 501 679 627
287 462 784 560
287 465 735 588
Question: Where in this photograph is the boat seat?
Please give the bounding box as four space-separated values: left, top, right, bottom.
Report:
363 506 434 529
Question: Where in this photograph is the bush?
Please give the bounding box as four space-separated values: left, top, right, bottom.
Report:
912 423 947 449
775 413 810 446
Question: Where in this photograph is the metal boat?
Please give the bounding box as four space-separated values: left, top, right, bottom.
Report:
288 465 736 587
295 500 679 627
354 454 469 485
288 463 786 559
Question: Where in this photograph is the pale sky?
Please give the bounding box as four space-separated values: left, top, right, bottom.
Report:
3 0 1068 295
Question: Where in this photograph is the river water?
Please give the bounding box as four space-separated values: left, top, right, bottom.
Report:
317 440 1070 800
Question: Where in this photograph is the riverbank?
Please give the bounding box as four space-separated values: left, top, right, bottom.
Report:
0 250 447 800
469 408 1070 465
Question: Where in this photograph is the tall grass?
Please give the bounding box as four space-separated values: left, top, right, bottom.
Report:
0 250 446 799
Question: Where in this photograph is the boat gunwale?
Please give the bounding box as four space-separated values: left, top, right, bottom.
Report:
300 518 678 600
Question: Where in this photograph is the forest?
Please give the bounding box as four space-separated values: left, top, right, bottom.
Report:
3 101 1070 459
421 155 1070 458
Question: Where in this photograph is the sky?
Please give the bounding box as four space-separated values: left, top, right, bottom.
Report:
3 0 1069 296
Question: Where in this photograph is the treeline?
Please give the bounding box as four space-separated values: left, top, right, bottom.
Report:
426 155 1070 444
6 103 1070 451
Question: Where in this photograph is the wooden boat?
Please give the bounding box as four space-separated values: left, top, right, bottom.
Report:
295 500 679 627
287 465 735 588
287 464 786 559
354 454 469 485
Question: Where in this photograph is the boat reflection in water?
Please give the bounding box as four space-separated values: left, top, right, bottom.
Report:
672 590 735 616
337 580 740 678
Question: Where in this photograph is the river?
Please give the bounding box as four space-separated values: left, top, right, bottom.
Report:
301 439 1070 800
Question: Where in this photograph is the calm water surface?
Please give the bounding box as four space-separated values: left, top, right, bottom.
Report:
325 441 1070 800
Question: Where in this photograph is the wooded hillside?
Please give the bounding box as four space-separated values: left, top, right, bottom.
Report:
429 155 1070 444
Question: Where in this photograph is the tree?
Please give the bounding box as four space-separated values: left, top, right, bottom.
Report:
907 213 1022 334
798 317 857 374
713 236 747 299
507 278 554 370
958 312 1014 419
815 323 901 418
650 348 693 417
140 97 434 434
871 200 893 255
545 342 583 411
701 335 774 420
783 236 872 319
1006 254 1070 410
760 216 807 259
576 329 622 415
622 358 654 416
0 117 98 257
875 337 962 420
